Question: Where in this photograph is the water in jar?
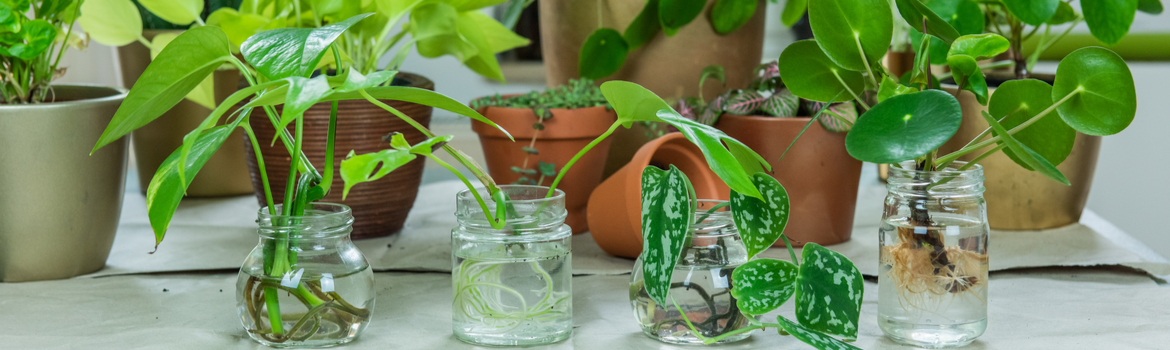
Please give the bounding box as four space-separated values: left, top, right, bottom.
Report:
237 266 376 348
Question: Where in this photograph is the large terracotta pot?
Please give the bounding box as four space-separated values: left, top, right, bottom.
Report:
0 86 128 281
587 133 730 258
472 105 617 233
117 30 253 197
938 79 1100 230
244 73 433 240
715 114 861 246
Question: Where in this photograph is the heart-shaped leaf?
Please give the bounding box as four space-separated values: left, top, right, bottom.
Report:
778 40 864 103
600 80 671 126
5 19 57 60
730 259 799 315
659 0 706 36
337 70 397 92
77 0 142 46
845 90 962 163
711 0 757 35
639 165 696 306
808 0 892 72
579 28 629 79
1081 0 1138 45
456 11 530 82
781 0 808 26
624 0 661 49
138 0 204 25
242 13 373 80
1138 0 1164 14
981 111 1070 185
277 75 334 131
946 54 989 104
412 3 477 61
207 8 271 52
1052 47 1136 136
795 243 864 340
729 174 790 259
1003 0 1059 25
148 33 215 109
776 316 862 350
657 110 770 199
895 0 960 44
989 79 1075 169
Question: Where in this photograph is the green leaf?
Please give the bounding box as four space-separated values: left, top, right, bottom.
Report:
711 0 757 35
149 33 215 109
599 80 671 126
1003 0 1059 25
1080 0 1138 45
147 119 245 247
1052 47 1136 136
777 40 864 103
579 28 629 80
981 110 1070 184
1138 0 1164 14
93 26 233 153
137 0 204 25
795 243 864 340
658 0 706 36
776 316 862 350
947 54 989 104
276 75 333 131
639 165 695 307
413 3 476 61
341 149 417 199
895 0 960 44
1048 1 1079 24
322 86 514 140
455 11 529 82
445 0 509 11
656 109 770 199
845 90 962 163
538 161 556 177
729 174 790 259
948 33 1010 60
876 74 914 103
241 13 373 80
375 0 426 23
337 70 397 92
207 8 270 52
781 0 809 26
905 0 983 65
310 0 343 15
77 0 142 46
407 134 453 156
989 79 1075 169
730 259 799 315
699 64 726 93
624 0 661 49
177 82 288 183
5 20 56 60
808 0 892 72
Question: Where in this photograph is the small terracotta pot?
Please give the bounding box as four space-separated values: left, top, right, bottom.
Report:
245 73 433 240
472 105 617 233
587 133 730 258
715 114 862 246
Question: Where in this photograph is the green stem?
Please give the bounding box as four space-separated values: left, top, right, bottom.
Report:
264 287 284 335
694 202 730 224
546 122 621 197
936 89 1078 165
781 234 799 266
243 124 277 214
853 35 880 89
422 153 506 229
831 72 870 110
226 57 319 178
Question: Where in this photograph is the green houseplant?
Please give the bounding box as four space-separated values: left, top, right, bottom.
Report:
0 0 131 282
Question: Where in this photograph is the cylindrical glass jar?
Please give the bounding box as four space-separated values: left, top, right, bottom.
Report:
236 203 376 348
451 185 573 346
879 162 988 348
630 200 753 344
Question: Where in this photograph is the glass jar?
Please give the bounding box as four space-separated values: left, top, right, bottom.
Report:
630 200 753 344
879 162 988 348
236 203 375 348
451 185 573 346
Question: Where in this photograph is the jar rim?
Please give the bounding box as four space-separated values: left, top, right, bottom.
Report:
457 184 565 203
257 202 353 221
887 161 983 176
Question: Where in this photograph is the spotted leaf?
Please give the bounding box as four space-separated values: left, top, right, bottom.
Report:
639 165 695 306
730 259 798 315
795 243 864 340
730 173 790 259
761 89 800 117
723 90 765 115
777 315 862 350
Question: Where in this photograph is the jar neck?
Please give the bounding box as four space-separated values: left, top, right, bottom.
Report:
690 200 737 246
456 185 567 235
257 203 354 240
886 161 985 198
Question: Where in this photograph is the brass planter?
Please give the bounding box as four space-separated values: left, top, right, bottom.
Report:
0 85 128 282
117 30 253 197
939 83 1100 230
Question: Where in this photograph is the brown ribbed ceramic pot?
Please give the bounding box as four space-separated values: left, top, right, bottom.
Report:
715 114 862 246
244 73 433 239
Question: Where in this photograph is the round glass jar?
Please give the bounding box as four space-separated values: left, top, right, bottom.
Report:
236 203 376 348
879 162 988 348
630 200 753 344
451 185 573 346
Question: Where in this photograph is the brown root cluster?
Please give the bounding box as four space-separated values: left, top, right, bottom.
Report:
881 226 988 311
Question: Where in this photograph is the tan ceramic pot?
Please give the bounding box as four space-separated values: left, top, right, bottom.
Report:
715 114 861 246
245 73 433 240
587 133 730 258
472 105 617 234
938 81 1100 230
117 30 253 197
0 86 128 282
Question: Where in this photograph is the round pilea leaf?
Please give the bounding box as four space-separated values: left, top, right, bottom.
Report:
908 0 983 65
1048 1 1079 25
895 0 960 44
1052 47 1136 136
795 243 864 340
808 0 892 72
845 90 962 163
778 40 865 103
730 259 799 315
659 0 706 36
711 0 757 35
989 79 1076 170
1081 0 1138 45
1138 0 1163 14
578 28 629 79
1002 0 1059 25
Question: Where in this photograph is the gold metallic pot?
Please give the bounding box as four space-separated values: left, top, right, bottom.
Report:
117 30 253 197
939 82 1100 230
0 85 128 282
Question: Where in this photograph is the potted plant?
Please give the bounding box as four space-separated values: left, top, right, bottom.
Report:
774 0 1138 346
468 78 615 233
80 0 254 197
0 0 129 282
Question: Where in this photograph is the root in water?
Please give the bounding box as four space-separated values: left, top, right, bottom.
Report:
881 226 988 313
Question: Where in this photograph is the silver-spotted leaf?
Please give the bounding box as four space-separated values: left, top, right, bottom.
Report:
640 165 695 306
777 316 862 350
795 243 864 340
729 173 790 259
730 259 798 315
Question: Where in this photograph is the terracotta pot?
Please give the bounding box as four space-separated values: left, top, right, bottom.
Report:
716 114 861 246
587 133 730 258
472 105 617 233
244 73 433 240
117 30 253 197
938 78 1100 230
